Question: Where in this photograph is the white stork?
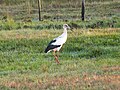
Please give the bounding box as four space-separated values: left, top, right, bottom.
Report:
45 24 71 64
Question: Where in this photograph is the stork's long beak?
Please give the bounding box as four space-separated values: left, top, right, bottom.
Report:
69 26 74 32
68 25 74 32
71 28 74 32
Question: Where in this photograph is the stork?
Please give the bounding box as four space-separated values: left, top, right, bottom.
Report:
45 24 71 64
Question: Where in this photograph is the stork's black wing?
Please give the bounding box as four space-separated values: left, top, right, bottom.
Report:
48 39 56 45
44 39 61 53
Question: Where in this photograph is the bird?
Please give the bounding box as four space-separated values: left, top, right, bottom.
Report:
45 24 71 64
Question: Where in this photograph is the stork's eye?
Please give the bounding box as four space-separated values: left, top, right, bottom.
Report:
64 25 68 27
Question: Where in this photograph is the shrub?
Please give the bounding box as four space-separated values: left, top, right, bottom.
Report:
0 19 22 30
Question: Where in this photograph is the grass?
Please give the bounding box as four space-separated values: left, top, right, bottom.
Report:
0 28 120 89
0 0 120 89
0 17 120 30
0 0 120 22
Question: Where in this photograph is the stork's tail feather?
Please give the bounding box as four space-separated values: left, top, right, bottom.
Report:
44 45 61 53
44 48 49 53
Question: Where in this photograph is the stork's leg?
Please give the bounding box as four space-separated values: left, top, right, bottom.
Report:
53 51 60 64
56 51 59 58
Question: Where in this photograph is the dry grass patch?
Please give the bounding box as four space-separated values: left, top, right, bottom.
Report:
1 74 120 89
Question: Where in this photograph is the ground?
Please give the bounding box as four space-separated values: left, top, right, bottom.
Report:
0 28 120 89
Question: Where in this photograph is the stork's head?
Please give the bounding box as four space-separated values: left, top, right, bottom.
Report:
63 24 71 30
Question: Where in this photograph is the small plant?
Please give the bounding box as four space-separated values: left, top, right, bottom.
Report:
0 18 22 30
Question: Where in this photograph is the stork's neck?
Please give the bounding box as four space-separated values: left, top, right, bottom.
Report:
59 27 67 38
63 28 67 33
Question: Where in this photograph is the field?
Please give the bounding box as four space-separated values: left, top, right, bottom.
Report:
0 0 120 31
0 28 120 89
0 0 120 90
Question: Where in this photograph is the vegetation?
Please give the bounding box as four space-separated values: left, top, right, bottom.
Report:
0 28 120 89
0 0 120 89
0 0 120 29
0 17 120 30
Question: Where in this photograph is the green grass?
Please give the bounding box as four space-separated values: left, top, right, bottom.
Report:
0 0 120 23
0 28 120 89
0 0 120 89
0 17 120 30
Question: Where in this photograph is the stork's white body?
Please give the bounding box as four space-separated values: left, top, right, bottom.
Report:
52 28 67 51
44 24 70 64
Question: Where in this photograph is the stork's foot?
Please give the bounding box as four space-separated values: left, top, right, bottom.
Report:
55 58 60 64
53 51 60 64
54 55 60 64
